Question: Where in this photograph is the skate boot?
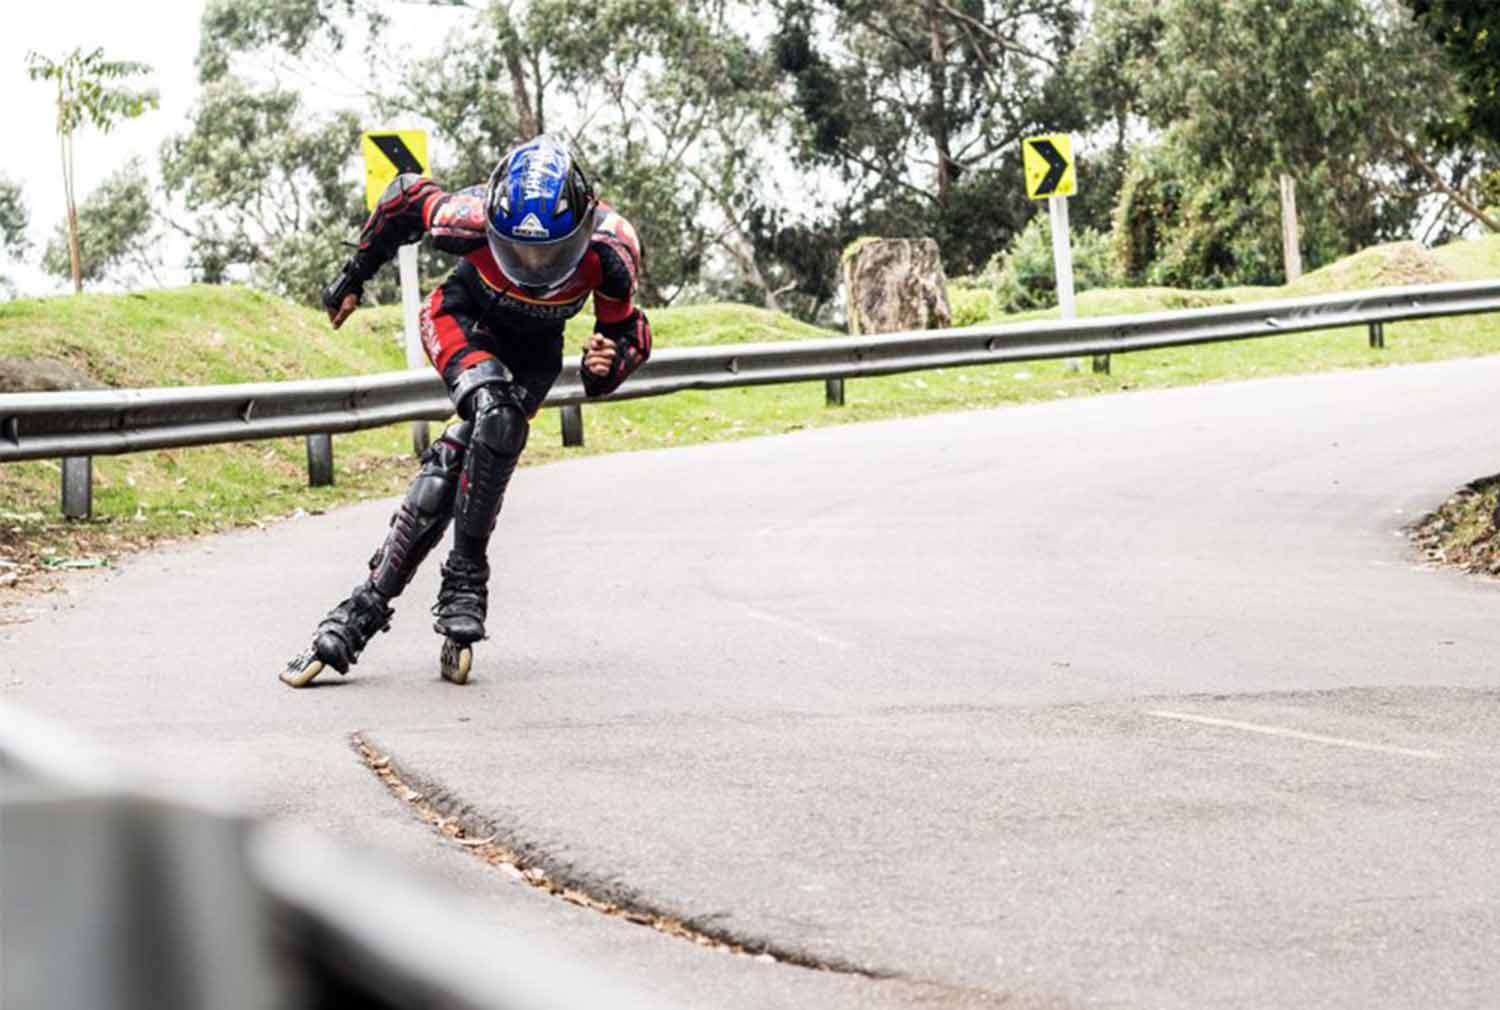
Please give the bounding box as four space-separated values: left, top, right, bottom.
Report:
432 555 489 685
281 583 395 688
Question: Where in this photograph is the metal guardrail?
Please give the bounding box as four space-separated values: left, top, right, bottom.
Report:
4 279 1499 515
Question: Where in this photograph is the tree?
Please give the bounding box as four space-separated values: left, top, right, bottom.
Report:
41 159 161 287
160 78 379 303
1407 0 1500 228
0 176 29 300
26 47 158 293
0 176 28 255
771 0 1084 277
525 0 787 305
1078 0 1476 286
1408 1 1500 148
192 0 789 309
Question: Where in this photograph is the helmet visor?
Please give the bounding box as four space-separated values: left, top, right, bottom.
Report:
487 209 595 294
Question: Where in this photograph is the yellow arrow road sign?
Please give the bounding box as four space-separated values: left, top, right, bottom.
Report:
1022 133 1075 200
361 130 430 211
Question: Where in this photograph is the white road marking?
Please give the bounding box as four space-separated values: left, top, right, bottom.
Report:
1146 710 1445 760
738 604 853 649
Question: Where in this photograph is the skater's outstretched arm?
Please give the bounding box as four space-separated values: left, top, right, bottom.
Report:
580 210 652 397
323 174 487 329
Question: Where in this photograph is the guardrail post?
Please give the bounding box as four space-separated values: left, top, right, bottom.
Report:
61 456 92 520
1091 354 1110 375
825 378 845 406
1369 322 1385 349
305 434 334 487
560 405 584 447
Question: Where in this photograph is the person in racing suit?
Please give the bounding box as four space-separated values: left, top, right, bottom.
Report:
282 136 651 687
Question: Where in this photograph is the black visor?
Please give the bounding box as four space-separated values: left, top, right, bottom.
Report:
487 207 597 294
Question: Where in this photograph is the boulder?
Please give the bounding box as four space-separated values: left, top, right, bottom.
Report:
842 238 952 335
0 357 105 394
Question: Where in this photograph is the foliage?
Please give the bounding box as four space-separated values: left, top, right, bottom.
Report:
180 0 788 309
0 175 28 299
159 77 384 303
41 159 161 286
1077 0 1469 285
196 0 376 82
26 47 158 293
0 176 30 256
25 48 158 136
769 0 1084 279
983 212 1121 312
1408 0 1500 148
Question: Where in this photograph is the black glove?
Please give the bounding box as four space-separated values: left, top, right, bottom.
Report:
322 258 366 314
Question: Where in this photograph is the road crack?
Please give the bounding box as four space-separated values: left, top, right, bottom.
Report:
350 732 890 979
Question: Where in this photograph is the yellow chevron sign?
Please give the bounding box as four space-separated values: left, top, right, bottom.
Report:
1022 133 1075 200
361 130 430 211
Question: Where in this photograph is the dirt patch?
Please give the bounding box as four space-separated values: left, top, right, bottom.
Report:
1364 241 1460 287
1410 474 1500 574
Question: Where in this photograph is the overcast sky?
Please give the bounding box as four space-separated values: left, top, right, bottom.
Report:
4 1 205 293
3 0 471 296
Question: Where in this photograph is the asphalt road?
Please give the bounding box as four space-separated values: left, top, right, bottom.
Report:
5 356 1500 1008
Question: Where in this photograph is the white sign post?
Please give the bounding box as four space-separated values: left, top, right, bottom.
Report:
397 244 429 454
361 130 432 456
1022 133 1102 373
1047 193 1079 371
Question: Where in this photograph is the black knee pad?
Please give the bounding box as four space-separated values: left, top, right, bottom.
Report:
453 386 529 540
469 385 529 457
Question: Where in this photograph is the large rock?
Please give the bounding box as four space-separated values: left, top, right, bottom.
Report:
842 238 952 335
0 357 104 394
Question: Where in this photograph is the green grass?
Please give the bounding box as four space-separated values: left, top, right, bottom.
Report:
2 234 1499 576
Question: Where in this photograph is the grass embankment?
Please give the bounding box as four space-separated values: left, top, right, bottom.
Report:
2 235 1499 583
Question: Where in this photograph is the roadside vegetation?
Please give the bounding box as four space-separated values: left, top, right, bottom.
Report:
3 233 1500 590
1412 475 1500 576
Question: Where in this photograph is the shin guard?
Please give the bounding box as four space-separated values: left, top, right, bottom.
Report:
367 424 469 597
453 384 529 550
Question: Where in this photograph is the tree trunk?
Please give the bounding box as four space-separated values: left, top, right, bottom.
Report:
67 204 82 294
491 6 540 141
60 132 81 294
506 53 538 138
928 3 952 208
1386 124 1500 233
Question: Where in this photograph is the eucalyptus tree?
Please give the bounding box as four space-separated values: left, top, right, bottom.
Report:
0 176 29 299
159 78 375 302
1077 0 1475 287
186 0 787 308
770 0 1085 276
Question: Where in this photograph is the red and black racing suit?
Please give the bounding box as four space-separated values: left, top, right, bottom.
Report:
340 172 651 412
326 173 652 609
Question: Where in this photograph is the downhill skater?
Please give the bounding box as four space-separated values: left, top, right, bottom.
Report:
282 136 651 687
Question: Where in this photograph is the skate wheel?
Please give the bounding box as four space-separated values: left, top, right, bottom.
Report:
280 652 326 689
441 639 472 685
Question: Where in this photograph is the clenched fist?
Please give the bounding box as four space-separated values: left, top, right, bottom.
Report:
583 333 617 376
327 293 359 330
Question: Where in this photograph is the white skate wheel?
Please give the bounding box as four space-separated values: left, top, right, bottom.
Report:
280 654 326 689
441 639 472 685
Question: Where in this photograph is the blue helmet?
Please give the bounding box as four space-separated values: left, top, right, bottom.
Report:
484 137 598 296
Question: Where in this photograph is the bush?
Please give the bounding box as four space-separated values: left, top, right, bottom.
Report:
947 284 1001 327
987 213 1122 313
